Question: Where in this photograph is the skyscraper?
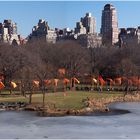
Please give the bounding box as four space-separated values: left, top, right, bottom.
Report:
101 4 119 46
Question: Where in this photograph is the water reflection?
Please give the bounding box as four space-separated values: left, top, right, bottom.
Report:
86 108 131 116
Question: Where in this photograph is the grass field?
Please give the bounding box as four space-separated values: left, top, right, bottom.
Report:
0 90 124 109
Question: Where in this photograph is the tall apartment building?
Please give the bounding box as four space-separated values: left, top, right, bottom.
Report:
101 4 119 46
81 13 96 34
75 13 96 35
75 22 86 36
30 19 57 43
74 13 101 48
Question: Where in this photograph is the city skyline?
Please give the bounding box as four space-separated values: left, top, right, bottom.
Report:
0 1 140 37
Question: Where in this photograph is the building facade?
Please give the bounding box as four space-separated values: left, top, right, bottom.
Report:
101 4 119 46
0 20 20 45
55 28 75 41
30 19 57 43
119 27 140 47
77 33 102 48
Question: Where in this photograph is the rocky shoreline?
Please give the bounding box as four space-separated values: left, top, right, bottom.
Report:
32 93 140 117
0 102 28 111
0 93 140 117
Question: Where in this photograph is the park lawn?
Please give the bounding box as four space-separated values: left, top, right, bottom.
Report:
0 91 124 109
0 95 28 102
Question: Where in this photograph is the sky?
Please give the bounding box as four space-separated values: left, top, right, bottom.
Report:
0 1 140 38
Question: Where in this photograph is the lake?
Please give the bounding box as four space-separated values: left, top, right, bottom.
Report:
0 102 140 139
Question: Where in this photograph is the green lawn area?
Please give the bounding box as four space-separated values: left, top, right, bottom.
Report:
0 90 124 109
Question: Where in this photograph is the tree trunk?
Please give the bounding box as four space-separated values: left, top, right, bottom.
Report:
10 89 12 95
42 91 45 108
29 92 33 104
54 86 56 93
71 78 75 91
64 84 66 92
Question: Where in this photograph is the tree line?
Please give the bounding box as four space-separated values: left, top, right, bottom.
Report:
0 40 139 94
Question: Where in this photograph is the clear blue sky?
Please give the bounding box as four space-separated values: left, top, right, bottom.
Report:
0 1 140 38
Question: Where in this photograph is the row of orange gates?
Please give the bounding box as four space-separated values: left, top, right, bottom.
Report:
0 77 80 90
96 76 140 87
0 75 140 90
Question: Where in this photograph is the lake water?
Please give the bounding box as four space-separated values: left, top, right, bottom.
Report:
0 102 140 139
